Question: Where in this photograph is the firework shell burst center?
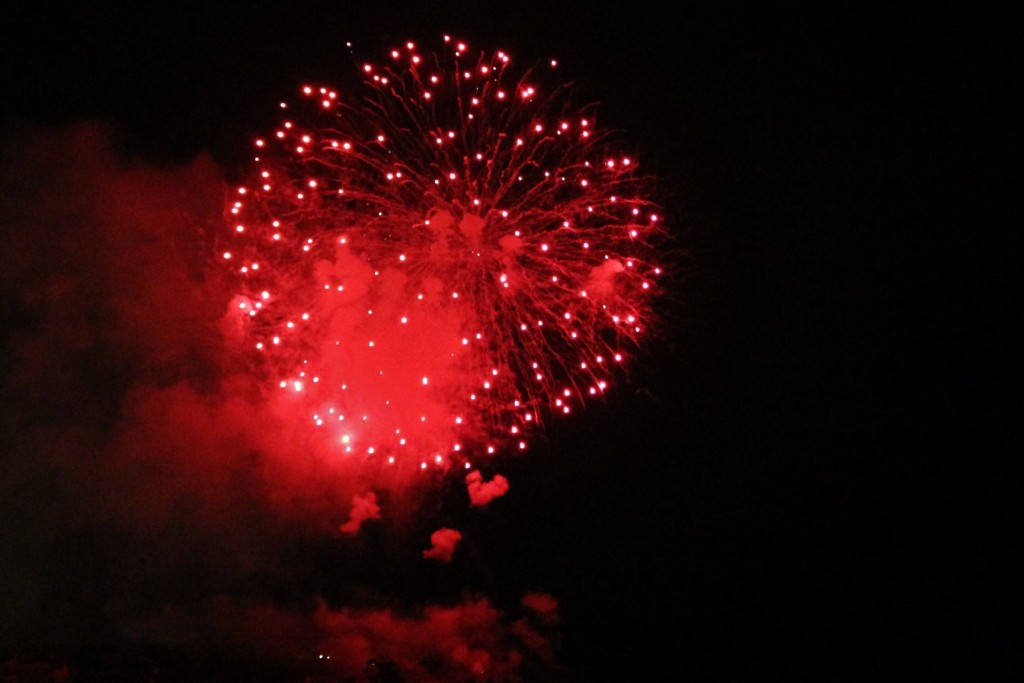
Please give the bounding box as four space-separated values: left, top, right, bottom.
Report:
223 36 666 481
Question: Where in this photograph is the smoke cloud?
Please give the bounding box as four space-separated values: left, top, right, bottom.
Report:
0 123 560 679
423 527 463 562
339 492 382 534
466 469 511 507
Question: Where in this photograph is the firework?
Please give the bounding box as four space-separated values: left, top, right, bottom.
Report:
223 36 666 476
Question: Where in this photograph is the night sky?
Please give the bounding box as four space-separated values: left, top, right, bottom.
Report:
0 3 1011 681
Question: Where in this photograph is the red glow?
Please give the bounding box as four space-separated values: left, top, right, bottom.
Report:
223 35 665 477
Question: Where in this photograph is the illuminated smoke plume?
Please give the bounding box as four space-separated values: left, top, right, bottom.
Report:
123 593 562 681
423 527 463 562
0 118 569 682
314 592 562 681
223 35 666 495
338 491 381 533
465 468 510 507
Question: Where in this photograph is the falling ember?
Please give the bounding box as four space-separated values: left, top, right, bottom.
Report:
223 36 666 475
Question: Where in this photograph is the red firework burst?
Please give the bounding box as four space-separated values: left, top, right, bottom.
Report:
222 36 666 475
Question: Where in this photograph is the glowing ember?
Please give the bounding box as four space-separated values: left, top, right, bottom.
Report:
223 36 666 474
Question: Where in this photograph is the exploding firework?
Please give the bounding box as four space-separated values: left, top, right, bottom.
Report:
222 36 666 478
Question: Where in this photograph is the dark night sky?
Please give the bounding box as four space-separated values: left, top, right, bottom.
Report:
0 2 1012 681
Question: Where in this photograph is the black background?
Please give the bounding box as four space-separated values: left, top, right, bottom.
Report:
1 2 1012 680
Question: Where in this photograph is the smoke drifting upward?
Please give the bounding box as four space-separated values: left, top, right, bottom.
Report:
424 528 463 562
466 469 511 507
124 592 561 682
339 492 382 534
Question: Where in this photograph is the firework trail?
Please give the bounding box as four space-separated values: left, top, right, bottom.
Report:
222 35 666 488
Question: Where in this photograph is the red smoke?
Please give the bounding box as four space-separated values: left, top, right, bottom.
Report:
466 469 511 507
0 123 565 679
314 592 561 681
423 527 463 562
339 492 381 534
